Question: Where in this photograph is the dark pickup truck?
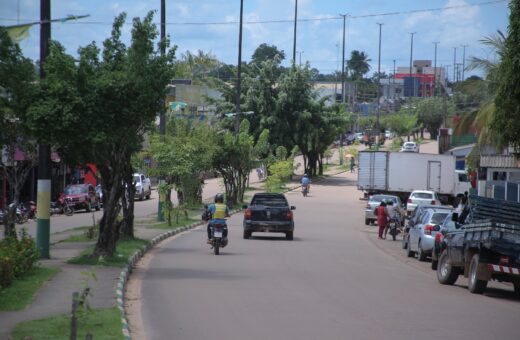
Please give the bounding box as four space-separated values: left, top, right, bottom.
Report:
437 195 520 296
243 193 295 240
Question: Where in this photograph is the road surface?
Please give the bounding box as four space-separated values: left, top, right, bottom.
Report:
138 172 520 340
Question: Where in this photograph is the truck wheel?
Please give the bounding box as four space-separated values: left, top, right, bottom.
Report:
417 241 427 262
406 239 415 258
437 250 459 285
286 231 294 240
243 230 251 239
365 218 369 226
468 254 488 294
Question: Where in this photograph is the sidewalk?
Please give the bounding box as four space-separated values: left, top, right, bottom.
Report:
0 163 348 338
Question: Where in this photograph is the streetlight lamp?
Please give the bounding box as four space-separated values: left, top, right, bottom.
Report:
340 14 348 104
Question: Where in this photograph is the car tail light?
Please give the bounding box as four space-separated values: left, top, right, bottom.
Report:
244 208 251 219
286 211 293 221
431 200 436 205
424 224 434 235
407 198 412 203
435 232 443 243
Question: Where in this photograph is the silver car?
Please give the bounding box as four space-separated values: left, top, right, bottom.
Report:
406 190 442 216
406 207 452 261
364 194 404 225
400 141 419 153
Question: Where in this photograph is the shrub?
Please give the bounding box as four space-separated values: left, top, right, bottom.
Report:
0 230 39 289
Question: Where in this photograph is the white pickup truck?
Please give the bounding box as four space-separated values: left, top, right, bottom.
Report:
133 173 151 200
357 151 470 205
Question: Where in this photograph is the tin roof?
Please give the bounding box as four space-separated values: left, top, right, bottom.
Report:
480 155 520 168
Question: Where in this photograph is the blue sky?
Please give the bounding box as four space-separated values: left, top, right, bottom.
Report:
0 0 509 79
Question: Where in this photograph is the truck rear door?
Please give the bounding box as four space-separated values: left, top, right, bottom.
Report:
358 151 388 191
427 161 441 192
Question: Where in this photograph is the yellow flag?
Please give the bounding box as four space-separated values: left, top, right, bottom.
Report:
6 24 31 42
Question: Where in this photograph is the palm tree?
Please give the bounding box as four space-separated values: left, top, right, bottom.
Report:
454 31 506 148
347 50 371 80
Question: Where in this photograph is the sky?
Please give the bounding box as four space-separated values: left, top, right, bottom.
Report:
0 0 510 80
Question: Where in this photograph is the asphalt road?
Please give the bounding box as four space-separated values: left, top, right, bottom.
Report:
139 172 520 340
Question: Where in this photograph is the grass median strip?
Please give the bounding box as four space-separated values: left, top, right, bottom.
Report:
0 266 60 311
11 307 123 340
67 238 149 267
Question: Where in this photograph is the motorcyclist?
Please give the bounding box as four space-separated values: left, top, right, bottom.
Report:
301 174 311 193
384 200 400 238
207 193 230 244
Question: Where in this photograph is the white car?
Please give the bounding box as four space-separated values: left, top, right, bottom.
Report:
400 141 419 153
406 190 442 216
385 130 393 139
133 173 151 200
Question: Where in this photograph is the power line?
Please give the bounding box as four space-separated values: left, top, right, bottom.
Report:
0 0 506 27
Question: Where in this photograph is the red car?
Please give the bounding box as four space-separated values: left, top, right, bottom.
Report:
61 184 101 212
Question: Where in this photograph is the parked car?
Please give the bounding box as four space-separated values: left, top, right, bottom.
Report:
406 207 452 261
61 184 101 212
243 193 295 240
364 194 404 226
400 141 419 153
355 132 364 141
385 130 393 139
134 173 151 200
402 204 438 250
406 190 442 216
431 212 459 270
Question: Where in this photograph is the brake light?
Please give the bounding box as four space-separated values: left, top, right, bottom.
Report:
435 232 443 243
286 210 293 221
244 208 251 219
407 198 412 203
424 224 434 235
431 200 436 205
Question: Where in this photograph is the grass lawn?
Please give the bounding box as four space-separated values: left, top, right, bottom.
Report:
152 216 200 229
67 238 149 267
0 266 60 311
11 307 123 340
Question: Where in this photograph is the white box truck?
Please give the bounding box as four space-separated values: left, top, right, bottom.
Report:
358 151 470 204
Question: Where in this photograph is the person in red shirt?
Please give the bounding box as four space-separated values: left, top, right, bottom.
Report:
376 201 389 239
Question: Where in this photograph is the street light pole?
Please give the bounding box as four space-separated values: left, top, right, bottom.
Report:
376 23 383 147
409 32 416 98
234 0 244 133
433 41 439 97
461 44 468 81
453 47 457 84
36 0 51 259
157 0 166 222
292 0 298 65
340 14 347 103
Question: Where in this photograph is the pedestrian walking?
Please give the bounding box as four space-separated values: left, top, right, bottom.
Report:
375 201 388 239
349 157 355 173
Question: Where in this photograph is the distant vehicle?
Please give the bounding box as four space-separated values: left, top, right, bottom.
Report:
406 190 442 216
134 173 151 200
357 151 471 205
355 132 364 141
95 184 103 207
406 207 452 261
61 184 101 212
364 194 404 226
400 141 419 153
385 130 393 139
243 193 295 240
362 129 386 146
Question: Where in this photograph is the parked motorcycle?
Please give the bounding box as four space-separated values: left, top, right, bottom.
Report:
50 198 74 216
388 217 401 241
210 223 228 255
302 185 309 197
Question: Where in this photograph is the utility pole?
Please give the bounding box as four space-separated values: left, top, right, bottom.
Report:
376 23 383 147
292 0 298 65
340 14 347 103
298 51 304 66
36 0 51 259
392 59 396 84
234 0 244 132
409 32 416 98
461 44 468 81
157 0 166 222
453 47 457 84
433 41 439 97
335 43 339 102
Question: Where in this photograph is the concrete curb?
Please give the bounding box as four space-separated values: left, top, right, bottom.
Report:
117 210 243 339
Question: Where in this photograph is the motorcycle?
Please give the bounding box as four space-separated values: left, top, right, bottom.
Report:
302 184 309 197
50 198 74 216
210 223 228 255
387 217 401 241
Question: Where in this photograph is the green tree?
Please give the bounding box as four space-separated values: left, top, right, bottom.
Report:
251 43 285 65
347 50 371 80
27 12 175 257
0 28 38 237
415 98 451 140
382 110 418 139
493 1 520 149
